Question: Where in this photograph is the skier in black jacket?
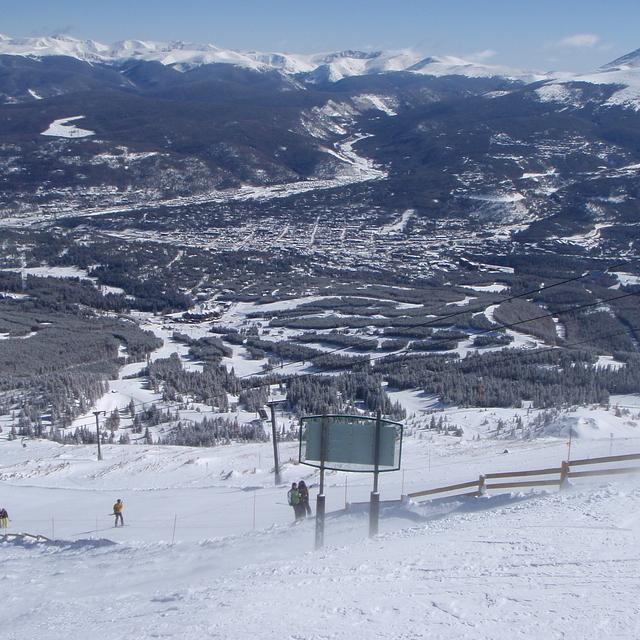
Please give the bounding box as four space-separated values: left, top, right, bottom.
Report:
297 480 312 517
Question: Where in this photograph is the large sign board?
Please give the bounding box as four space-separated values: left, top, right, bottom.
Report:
299 414 403 473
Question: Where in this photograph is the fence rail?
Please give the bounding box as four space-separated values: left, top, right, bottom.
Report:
1 532 53 541
484 467 560 479
408 479 479 499
406 452 640 503
569 466 640 479
566 452 640 466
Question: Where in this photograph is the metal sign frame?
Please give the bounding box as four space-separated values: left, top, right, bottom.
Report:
299 414 403 473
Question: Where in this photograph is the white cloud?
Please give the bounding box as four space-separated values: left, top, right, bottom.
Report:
544 34 601 52
467 49 497 62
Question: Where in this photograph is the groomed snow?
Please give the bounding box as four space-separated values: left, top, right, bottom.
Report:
2 432 640 639
41 116 95 139
611 272 640 287
3 302 640 638
461 283 508 293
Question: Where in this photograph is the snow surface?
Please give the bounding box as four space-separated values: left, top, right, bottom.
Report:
4 265 126 295
612 272 640 287
536 59 640 110
535 83 586 107
461 283 509 293
378 209 415 234
2 431 640 639
41 116 95 139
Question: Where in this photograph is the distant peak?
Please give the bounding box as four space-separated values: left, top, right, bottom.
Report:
600 47 640 70
321 50 381 61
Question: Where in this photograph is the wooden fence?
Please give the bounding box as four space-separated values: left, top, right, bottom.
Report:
406 452 640 502
0 532 115 545
0 532 53 542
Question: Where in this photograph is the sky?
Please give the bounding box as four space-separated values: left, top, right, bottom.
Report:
1 0 639 73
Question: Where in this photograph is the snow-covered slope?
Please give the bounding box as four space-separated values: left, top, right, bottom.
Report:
2 434 640 639
575 59 640 109
0 34 556 83
600 47 640 71
534 47 640 110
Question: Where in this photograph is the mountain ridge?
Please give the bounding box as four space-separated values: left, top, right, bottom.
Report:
0 33 560 85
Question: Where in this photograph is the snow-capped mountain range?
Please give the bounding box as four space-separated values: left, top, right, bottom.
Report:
3 33 640 102
4 33 640 100
2 33 640 87
0 33 564 84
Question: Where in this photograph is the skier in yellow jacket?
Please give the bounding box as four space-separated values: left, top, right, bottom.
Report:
113 499 124 527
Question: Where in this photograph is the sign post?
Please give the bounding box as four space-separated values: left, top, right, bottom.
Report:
93 411 105 461
369 411 382 537
266 401 282 485
315 413 327 550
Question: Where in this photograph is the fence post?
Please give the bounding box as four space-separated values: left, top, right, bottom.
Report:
478 475 486 497
559 461 570 490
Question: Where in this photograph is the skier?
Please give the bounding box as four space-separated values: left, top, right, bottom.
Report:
287 482 303 522
298 480 312 517
113 499 124 527
0 507 8 528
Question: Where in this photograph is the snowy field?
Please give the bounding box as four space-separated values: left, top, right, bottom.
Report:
2 426 640 639
41 115 95 138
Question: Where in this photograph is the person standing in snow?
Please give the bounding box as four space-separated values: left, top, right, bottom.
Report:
113 499 124 527
0 507 8 527
287 483 303 522
297 480 312 517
